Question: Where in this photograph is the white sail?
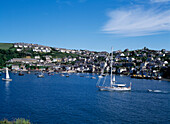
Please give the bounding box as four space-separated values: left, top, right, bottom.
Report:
6 68 10 79
101 62 106 74
99 57 108 78
113 74 115 83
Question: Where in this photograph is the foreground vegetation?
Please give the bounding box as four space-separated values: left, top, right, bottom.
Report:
0 118 31 124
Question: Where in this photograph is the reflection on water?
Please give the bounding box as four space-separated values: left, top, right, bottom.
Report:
5 81 10 91
5 81 10 101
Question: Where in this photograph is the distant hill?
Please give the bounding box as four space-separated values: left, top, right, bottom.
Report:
0 43 13 50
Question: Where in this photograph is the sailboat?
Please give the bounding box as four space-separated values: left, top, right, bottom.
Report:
37 72 44 78
96 47 131 91
2 67 12 81
18 71 24 76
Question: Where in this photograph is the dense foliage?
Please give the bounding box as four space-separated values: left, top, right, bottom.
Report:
0 49 27 67
0 118 31 124
161 67 170 79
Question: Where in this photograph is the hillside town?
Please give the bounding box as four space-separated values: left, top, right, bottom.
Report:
1 43 170 80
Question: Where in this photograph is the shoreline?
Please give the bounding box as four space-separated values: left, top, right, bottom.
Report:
1 69 170 82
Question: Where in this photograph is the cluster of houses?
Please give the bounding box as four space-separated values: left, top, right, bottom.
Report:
7 44 170 79
111 48 169 78
14 43 51 53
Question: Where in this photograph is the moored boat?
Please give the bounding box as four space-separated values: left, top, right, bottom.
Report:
98 75 103 78
2 68 12 81
66 75 69 77
91 77 96 79
60 74 65 76
19 72 24 76
37 72 44 78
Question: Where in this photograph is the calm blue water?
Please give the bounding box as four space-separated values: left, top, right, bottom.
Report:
0 72 170 124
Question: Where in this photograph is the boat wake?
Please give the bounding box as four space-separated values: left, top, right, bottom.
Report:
148 89 169 94
131 90 170 94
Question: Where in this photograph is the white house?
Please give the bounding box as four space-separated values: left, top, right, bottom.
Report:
60 49 66 53
72 58 77 61
34 47 39 49
71 50 76 54
24 45 28 48
46 50 51 52
35 56 40 59
65 66 71 70
120 53 125 57
53 58 58 62
14 45 18 48
12 65 19 70
164 61 168 65
17 49 22 52
18 45 23 48
42 50 47 53
40 59 44 63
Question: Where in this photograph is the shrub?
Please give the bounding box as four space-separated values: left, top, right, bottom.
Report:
0 118 31 124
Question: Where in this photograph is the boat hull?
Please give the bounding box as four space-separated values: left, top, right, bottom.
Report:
37 75 44 78
98 76 103 78
98 86 131 91
19 74 24 76
2 78 12 81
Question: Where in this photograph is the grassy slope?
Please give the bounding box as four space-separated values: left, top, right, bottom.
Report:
0 43 13 50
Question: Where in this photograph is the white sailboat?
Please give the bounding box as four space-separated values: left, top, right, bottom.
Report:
96 47 131 91
2 67 12 81
37 72 44 78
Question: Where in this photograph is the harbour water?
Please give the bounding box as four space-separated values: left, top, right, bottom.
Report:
0 72 170 123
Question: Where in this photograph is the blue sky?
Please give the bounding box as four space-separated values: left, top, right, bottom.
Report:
0 0 170 51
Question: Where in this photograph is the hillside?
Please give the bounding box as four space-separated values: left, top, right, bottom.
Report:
0 43 13 50
0 43 80 67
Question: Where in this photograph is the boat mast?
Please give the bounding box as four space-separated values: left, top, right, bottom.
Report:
110 47 113 87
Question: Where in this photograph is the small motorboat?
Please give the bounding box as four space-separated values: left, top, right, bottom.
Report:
60 74 64 76
148 89 162 93
91 77 96 79
98 75 103 78
37 74 44 78
37 72 44 78
18 72 24 76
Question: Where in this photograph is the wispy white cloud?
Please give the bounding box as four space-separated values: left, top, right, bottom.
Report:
102 7 170 36
151 0 170 3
